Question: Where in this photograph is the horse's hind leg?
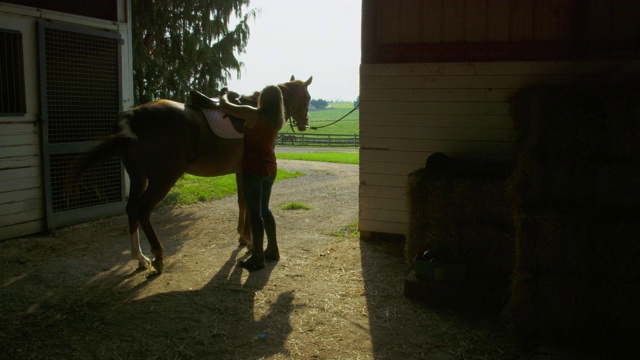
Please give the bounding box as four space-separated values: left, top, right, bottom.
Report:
126 175 151 269
136 178 178 274
236 173 252 249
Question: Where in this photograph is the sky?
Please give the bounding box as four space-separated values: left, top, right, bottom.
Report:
225 0 362 102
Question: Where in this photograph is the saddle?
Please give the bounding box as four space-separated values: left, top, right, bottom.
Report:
189 90 246 135
190 90 221 108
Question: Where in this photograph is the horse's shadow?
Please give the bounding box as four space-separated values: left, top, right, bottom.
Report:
115 245 294 358
0 202 294 358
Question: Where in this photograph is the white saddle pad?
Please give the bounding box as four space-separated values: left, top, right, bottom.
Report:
202 108 243 139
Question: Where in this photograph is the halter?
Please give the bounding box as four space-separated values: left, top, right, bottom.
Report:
278 83 308 133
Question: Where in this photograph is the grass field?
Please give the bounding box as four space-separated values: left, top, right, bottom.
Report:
281 102 359 135
163 151 358 207
160 169 302 207
276 152 359 164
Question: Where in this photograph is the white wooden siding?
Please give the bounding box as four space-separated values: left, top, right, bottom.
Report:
0 2 133 241
359 60 640 237
0 12 44 240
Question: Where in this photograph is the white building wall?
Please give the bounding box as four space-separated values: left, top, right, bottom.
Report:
358 60 640 237
0 2 133 240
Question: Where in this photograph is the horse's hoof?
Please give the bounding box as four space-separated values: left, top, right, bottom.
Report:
264 249 280 262
238 236 253 251
138 256 152 270
238 259 265 271
152 258 163 274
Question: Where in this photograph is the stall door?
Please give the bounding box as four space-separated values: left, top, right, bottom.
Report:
39 21 126 229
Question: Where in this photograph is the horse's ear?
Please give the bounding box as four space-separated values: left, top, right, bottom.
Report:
305 76 313 86
290 75 295 81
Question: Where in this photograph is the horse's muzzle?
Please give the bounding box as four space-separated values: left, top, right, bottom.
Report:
292 117 309 131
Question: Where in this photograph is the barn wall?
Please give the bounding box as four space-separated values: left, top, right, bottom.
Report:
1 0 119 21
359 0 640 237
0 1 133 241
363 0 640 64
358 60 640 236
1 12 45 240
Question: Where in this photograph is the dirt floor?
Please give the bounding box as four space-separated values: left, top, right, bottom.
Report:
0 160 521 359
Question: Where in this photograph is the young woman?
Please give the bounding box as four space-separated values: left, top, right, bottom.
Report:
220 85 285 271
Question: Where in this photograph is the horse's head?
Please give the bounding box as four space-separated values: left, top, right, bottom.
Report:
279 75 313 131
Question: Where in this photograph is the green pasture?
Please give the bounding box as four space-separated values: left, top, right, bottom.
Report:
277 152 359 164
162 151 358 207
282 102 359 135
160 170 301 207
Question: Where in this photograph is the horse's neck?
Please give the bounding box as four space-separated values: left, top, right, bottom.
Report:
278 84 294 114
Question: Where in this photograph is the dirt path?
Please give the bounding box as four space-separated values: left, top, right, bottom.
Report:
0 160 517 359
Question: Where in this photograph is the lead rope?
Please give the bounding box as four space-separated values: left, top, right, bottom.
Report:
309 105 359 130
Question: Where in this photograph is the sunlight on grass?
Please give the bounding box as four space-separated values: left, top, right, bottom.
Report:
160 151 356 207
281 102 359 135
327 221 360 241
280 202 312 210
160 169 303 207
277 152 359 164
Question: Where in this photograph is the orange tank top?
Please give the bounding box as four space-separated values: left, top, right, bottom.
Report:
242 116 278 176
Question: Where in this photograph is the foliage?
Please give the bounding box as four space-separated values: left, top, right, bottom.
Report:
131 0 258 105
310 98 328 109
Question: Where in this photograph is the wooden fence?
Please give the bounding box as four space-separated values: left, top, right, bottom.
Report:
277 133 359 147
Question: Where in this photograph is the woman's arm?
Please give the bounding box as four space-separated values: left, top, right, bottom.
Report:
220 94 260 128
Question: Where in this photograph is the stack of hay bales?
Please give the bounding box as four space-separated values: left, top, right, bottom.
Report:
505 80 640 350
406 152 515 307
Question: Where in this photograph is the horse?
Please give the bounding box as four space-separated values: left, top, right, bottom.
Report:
279 134 296 145
68 75 313 274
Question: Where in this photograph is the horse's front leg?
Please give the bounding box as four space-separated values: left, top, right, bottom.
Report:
236 173 252 250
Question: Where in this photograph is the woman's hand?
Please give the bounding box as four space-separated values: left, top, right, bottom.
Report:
219 92 259 127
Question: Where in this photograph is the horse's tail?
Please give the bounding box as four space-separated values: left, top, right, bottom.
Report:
65 111 136 206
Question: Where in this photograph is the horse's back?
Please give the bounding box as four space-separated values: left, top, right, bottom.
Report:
116 100 206 175
124 99 208 138
126 99 242 177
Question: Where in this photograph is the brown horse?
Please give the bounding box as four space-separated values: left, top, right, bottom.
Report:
69 76 312 274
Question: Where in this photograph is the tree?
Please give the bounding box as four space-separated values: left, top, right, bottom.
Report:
131 0 258 105
310 99 328 110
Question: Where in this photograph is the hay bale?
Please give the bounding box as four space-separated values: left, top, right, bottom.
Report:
406 153 515 301
505 80 640 350
508 158 640 209
506 207 640 349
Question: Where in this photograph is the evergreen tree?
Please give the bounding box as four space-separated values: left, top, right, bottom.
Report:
131 0 257 105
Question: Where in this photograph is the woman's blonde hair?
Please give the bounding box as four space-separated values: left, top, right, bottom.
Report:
257 85 285 131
